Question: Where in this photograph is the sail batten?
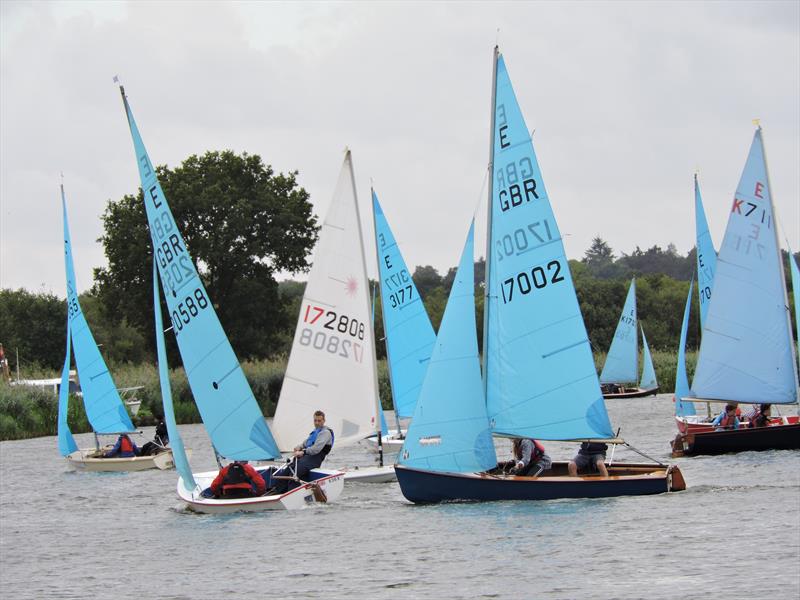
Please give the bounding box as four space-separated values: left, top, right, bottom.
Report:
484 53 613 440
120 88 280 460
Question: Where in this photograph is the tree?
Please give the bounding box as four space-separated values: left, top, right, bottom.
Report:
412 265 443 301
94 150 318 360
0 289 65 372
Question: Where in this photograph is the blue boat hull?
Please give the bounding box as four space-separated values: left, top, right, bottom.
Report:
395 462 684 504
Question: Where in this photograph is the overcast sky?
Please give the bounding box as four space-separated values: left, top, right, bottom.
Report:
1 1 798 297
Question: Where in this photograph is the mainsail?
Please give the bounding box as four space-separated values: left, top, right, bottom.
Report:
372 190 436 420
600 279 639 384
484 51 613 440
694 175 717 328
639 326 657 390
400 223 496 473
273 152 380 451
692 128 798 404
120 87 280 460
674 280 696 417
61 186 135 435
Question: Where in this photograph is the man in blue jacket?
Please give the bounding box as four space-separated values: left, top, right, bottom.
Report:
271 410 334 493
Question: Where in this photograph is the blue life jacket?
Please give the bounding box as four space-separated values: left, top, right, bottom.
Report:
304 426 334 458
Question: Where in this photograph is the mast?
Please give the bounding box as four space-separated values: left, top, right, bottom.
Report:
481 45 499 395
759 125 800 398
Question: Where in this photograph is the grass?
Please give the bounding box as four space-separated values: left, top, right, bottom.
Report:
1 352 698 441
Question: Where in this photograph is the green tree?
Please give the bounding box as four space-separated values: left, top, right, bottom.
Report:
93 151 318 360
412 265 443 301
0 289 65 372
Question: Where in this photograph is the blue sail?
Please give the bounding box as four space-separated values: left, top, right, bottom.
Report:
119 87 280 459
57 319 78 456
484 54 613 440
61 187 135 434
790 250 800 360
695 175 717 328
692 128 797 404
372 191 436 419
639 326 657 390
152 260 196 491
600 279 638 384
400 223 496 473
674 280 696 417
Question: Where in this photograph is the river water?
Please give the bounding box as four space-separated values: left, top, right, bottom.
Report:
0 394 798 599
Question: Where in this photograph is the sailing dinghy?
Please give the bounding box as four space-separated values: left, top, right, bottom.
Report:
58 185 175 472
395 48 685 503
672 127 800 456
599 278 659 399
119 85 343 510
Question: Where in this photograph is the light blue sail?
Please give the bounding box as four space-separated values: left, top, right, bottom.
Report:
400 223 496 473
153 260 196 491
484 54 613 440
790 250 800 359
694 175 717 328
600 279 638 384
57 318 78 456
639 327 657 390
692 128 797 404
674 280 696 417
120 87 280 460
373 190 436 419
61 187 135 434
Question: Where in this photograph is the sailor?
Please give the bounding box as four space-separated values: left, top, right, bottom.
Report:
568 442 609 478
712 404 740 431
501 438 551 477
746 404 771 428
271 410 334 494
140 414 169 456
210 461 266 498
104 433 139 458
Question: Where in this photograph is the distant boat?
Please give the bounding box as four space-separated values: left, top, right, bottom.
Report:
694 174 717 328
598 278 659 399
364 190 437 453
58 185 173 472
119 85 343 510
271 152 395 483
673 127 800 457
394 48 685 503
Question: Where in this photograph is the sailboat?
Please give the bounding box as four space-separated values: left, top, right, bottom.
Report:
364 190 437 452
119 85 343 510
394 48 685 503
58 185 175 472
599 278 659 398
270 151 394 483
672 127 800 457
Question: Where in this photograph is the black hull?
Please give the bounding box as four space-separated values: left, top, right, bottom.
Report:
602 386 660 399
677 423 800 457
395 462 683 505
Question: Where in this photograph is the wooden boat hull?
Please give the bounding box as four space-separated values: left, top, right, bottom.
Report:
671 422 800 457
602 386 659 399
66 448 184 472
178 468 344 513
395 461 685 504
342 465 396 483
675 415 800 435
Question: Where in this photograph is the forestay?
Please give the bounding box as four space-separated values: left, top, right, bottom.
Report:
639 327 657 390
695 175 717 329
372 191 436 419
484 52 613 440
692 128 798 404
153 260 196 492
273 152 380 451
400 223 496 473
61 186 134 435
674 280 696 417
600 279 639 384
120 88 280 460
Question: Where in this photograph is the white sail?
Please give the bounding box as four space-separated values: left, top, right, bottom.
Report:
273 151 380 451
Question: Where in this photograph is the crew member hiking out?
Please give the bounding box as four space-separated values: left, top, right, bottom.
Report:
271 410 334 494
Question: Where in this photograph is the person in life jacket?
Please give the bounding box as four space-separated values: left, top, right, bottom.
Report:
712 404 740 431
271 410 334 494
210 461 266 499
498 438 552 477
104 433 139 458
746 404 771 428
140 414 170 456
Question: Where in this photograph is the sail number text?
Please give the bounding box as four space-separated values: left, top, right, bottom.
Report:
500 259 565 304
495 103 539 213
303 305 366 340
298 328 365 363
383 268 413 308
495 220 554 262
170 288 209 333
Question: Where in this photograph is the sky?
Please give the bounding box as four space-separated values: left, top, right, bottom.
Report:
1 0 799 296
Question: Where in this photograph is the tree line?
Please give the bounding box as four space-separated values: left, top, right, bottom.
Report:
1 150 797 374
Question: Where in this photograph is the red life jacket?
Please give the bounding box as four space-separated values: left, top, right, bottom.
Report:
222 462 254 494
120 435 134 454
720 413 736 428
532 440 546 461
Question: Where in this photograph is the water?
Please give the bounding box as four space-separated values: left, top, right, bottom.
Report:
1 395 798 599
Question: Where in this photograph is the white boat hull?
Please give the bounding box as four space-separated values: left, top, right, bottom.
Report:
364 431 406 452
342 465 396 483
66 448 186 472
177 468 344 513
